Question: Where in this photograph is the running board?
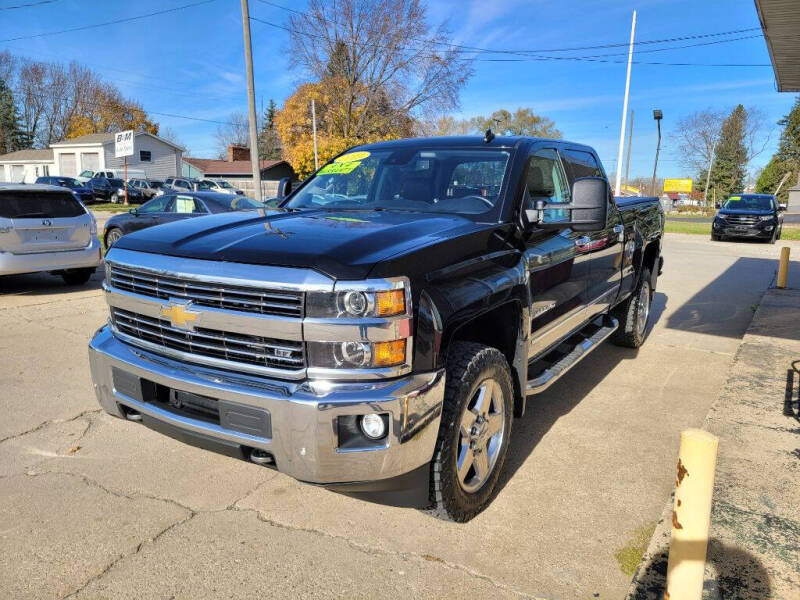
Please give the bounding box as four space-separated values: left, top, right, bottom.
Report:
526 316 619 395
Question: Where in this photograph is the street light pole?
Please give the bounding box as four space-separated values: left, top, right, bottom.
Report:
614 10 637 195
240 0 263 201
624 109 634 195
703 141 717 207
651 109 662 197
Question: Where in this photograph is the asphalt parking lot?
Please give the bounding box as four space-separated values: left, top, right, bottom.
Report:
1 234 799 599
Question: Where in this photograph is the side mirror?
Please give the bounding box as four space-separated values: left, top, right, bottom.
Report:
277 177 292 198
527 177 608 232
129 208 138 215
778 203 787 212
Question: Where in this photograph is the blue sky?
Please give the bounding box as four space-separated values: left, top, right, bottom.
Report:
1 0 795 179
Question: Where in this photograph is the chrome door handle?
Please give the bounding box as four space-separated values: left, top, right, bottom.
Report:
575 236 592 246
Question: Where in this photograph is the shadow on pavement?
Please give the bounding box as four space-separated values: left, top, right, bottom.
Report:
665 257 786 340
0 268 103 296
495 292 666 494
629 539 772 599
784 360 800 421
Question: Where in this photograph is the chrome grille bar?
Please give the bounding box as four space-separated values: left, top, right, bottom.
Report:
109 263 304 317
111 307 305 373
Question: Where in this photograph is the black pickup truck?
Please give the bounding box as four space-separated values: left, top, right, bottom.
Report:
89 136 664 521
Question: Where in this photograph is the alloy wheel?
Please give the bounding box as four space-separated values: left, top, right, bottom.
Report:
636 279 651 336
456 378 506 493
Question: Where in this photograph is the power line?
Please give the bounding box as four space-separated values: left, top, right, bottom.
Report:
255 0 762 57
0 0 220 43
0 0 60 9
249 15 770 68
10 88 240 126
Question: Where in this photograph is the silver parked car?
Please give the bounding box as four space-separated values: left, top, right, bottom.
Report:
0 184 102 284
197 178 244 195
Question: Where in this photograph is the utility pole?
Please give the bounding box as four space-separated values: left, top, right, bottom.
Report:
240 0 262 201
311 98 319 170
651 109 663 197
624 109 634 194
614 10 636 195
703 141 717 207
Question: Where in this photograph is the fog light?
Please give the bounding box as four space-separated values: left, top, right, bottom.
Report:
360 413 387 439
765 225 774 231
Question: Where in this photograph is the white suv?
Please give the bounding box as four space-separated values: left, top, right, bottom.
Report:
0 184 102 284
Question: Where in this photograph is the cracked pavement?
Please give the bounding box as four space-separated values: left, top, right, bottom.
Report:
1 235 799 599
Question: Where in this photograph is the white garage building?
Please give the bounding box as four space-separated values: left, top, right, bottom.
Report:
0 132 183 183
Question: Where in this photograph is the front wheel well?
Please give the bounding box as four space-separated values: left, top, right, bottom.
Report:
441 301 525 416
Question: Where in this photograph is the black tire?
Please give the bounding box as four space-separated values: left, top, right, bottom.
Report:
61 268 95 286
428 342 513 522
711 233 720 241
105 227 123 248
612 267 653 348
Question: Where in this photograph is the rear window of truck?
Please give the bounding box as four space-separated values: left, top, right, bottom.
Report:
0 191 86 219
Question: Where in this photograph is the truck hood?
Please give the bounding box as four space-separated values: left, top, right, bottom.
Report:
112 208 489 280
717 208 773 216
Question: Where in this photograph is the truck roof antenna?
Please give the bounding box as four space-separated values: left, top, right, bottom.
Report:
484 128 495 143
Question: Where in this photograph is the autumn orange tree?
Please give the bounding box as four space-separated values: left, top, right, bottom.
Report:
276 78 413 178
276 0 472 178
66 83 157 137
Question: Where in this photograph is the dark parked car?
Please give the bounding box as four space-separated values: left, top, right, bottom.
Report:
86 177 113 201
711 193 785 243
103 191 263 248
105 178 145 204
34 176 95 205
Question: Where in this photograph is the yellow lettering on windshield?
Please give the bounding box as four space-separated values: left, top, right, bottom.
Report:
318 161 361 175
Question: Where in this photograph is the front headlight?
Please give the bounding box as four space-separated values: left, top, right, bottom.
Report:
306 288 406 318
307 339 407 369
759 215 774 221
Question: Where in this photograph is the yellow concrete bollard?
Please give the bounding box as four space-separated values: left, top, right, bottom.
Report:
777 246 790 289
665 428 719 600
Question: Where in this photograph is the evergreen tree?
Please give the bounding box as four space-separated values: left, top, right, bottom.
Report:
708 104 748 201
258 98 282 161
0 77 31 154
755 96 800 203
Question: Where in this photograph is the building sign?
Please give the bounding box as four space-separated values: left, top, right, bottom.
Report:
663 178 693 193
114 130 134 158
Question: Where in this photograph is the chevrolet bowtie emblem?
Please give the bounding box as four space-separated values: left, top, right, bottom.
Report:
160 301 200 330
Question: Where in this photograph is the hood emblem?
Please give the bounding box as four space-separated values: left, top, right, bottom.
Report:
42 219 52 226
160 300 200 331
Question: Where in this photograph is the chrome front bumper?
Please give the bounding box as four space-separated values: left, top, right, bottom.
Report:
88 326 445 485
0 236 102 276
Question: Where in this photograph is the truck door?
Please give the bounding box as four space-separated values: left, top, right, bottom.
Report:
523 148 593 359
560 148 624 318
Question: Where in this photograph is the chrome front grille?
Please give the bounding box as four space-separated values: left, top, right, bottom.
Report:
109 263 304 317
723 215 759 225
111 307 305 372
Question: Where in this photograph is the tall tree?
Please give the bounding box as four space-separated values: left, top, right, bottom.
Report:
755 96 800 202
214 111 249 159
65 83 158 138
258 98 282 161
471 108 561 138
707 105 748 201
287 0 472 142
673 106 769 187
0 77 30 154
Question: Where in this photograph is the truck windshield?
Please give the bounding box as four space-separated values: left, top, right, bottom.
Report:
285 148 511 216
723 195 773 211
